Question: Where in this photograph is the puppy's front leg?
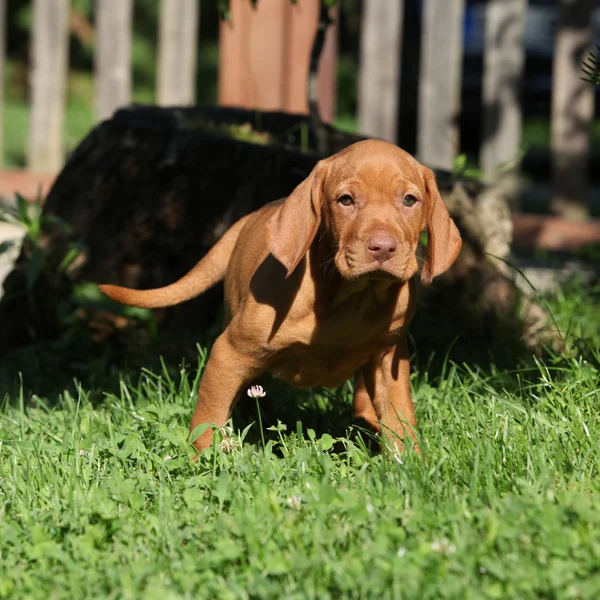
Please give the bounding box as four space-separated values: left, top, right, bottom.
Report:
353 372 380 432
189 330 262 452
362 338 419 454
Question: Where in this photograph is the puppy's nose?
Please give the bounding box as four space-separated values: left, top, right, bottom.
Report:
367 234 397 263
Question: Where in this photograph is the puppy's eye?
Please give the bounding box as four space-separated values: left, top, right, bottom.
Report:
403 195 417 207
337 195 354 207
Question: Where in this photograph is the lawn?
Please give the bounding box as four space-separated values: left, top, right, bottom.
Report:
0 281 599 599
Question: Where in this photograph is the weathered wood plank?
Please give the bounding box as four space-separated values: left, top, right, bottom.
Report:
28 0 70 172
551 0 595 220
218 0 337 122
480 0 526 177
95 0 133 121
358 0 404 142
418 0 465 170
314 3 338 125
157 0 200 106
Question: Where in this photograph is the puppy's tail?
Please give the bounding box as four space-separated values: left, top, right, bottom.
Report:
98 214 252 309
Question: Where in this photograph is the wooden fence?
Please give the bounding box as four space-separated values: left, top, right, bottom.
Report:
360 0 596 221
0 0 597 220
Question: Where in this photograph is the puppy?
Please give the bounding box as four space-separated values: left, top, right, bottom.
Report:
99 140 462 453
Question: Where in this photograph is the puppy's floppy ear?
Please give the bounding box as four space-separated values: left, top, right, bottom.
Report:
267 160 328 278
420 167 462 285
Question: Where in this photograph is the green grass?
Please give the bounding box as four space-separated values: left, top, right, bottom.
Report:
1 282 599 599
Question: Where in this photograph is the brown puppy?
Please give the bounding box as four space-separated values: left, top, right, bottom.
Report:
99 140 462 453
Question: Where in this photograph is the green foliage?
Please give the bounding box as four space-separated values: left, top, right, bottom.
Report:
452 149 527 181
0 194 83 293
0 284 600 598
581 44 600 85
336 54 359 120
452 153 483 180
0 196 155 353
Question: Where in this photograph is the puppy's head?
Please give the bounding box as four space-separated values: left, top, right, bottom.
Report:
267 139 462 285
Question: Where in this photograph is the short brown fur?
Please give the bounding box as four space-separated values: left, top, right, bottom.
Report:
98 140 462 453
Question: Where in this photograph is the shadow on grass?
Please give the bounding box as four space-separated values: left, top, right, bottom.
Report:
2 278 598 449
0 306 567 401
230 374 383 453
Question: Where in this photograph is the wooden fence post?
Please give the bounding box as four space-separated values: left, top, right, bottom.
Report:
28 0 70 173
358 0 404 142
95 0 133 121
315 3 338 124
551 0 595 221
282 1 338 123
218 0 251 109
0 0 5 167
480 0 526 178
219 0 337 121
418 0 465 170
157 0 200 106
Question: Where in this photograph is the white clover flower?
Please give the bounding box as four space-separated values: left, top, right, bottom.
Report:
286 495 302 510
219 425 240 453
247 385 266 399
431 537 456 555
219 438 237 452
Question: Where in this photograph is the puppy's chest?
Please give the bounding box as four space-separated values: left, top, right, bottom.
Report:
314 304 396 345
269 299 407 388
269 333 398 388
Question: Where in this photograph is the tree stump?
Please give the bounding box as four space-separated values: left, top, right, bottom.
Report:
0 105 561 373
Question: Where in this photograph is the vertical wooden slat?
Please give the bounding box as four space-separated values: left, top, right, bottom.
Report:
417 0 465 170
283 0 337 123
0 0 6 167
157 0 200 106
358 0 404 142
218 0 251 107
218 0 291 112
245 0 287 110
480 0 526 177
28 0 70 172
315 4 338 125
283 0 320 114
95 0 133 121
219 0 337 119
551 0 595 221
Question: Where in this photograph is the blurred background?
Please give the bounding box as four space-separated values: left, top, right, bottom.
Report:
0 0 599 377
0 0 600 230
